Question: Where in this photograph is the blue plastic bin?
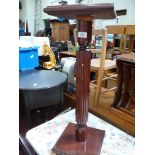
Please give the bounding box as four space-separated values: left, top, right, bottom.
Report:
19 46 39 71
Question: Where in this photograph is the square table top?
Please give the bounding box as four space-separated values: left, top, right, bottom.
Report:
43 3 116 19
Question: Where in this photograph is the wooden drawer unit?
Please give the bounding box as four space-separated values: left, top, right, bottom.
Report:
51 22 70 41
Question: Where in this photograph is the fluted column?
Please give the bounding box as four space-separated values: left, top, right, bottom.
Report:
75 15 93 142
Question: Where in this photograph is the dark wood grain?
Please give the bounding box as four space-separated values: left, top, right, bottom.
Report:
75 16 93 142
52 123 105 155
43 4 116 19
112 53 135 109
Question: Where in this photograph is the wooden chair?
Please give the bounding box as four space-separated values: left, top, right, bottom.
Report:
90 29 117 107
73 28 117 107
110 52 135 125
123 25 135 52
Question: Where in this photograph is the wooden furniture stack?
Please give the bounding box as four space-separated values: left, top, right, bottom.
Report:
50 20 70 41
91 25 135 107
111 52 135 125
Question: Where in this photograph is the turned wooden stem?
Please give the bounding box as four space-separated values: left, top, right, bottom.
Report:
75 15 93 142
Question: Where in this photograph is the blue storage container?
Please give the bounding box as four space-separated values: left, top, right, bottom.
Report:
19 46 39 71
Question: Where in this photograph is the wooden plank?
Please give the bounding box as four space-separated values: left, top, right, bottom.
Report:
110 107 135 125
119 107 135 117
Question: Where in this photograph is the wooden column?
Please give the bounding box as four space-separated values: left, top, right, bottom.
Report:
75 16 93 142
52 15 105 155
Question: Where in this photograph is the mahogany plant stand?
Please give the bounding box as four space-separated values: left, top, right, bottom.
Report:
43 4 116 155
52 16 105 155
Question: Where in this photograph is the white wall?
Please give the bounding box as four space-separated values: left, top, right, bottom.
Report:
19 0 35 36
82 0 135 27
42 0 76 20
19 0 27 23
27 0 35 35
19 0 76 35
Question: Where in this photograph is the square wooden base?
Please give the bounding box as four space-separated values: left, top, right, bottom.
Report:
52 123 105 155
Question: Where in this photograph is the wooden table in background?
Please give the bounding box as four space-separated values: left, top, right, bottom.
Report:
19 69 67 128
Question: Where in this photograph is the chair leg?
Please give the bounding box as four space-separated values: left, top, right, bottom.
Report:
93 68 104 107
